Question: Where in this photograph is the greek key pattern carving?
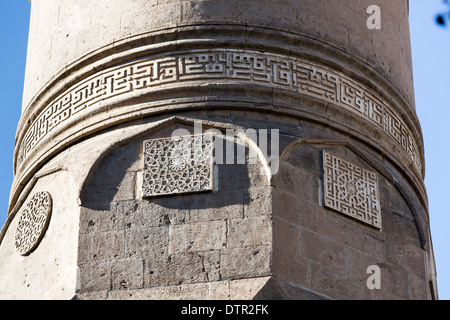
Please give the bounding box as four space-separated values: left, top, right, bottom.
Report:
14 191 52 256
18 49 421 174
323 151 381 229
142 134 214 197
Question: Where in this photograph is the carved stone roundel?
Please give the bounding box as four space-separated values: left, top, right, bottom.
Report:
14 191 52 256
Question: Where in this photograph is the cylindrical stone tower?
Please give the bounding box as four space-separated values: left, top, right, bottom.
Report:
0 0 437 300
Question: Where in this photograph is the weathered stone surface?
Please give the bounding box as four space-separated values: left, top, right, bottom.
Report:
125 226 169 259
0 0 437 301
227 217 272 249
309 262 366 300
272 191 316 230
314 206 386 262
111 259 144 290
220 246 272 280
107 282 210 300
301 228 348 274
0 171 79 299
270 140 436 300
91 230 125 262
76 276 274 300
169 221 227 254
78 261 112 293
22 0 415 115
243 187 272 218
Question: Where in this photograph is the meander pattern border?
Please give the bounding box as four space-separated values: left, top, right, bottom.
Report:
17 49 422 174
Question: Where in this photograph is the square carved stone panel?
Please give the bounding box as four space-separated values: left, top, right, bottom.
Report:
142 134 214 197
322 151 381 229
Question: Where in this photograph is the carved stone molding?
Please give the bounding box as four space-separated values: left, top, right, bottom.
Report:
16 49 422 176
142 134 214 197
14 191 53 256
322 151 381 229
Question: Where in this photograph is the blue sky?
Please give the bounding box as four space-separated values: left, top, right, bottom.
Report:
0 1 448 300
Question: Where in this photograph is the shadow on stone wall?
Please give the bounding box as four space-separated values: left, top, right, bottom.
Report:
81 133 252 212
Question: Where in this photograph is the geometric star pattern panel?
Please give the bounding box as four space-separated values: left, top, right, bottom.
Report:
322 151 381 229
142 134 214 198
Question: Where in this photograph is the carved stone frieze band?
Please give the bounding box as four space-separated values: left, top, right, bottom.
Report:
17 49 421 174
322 151 381 229
14 191 53 256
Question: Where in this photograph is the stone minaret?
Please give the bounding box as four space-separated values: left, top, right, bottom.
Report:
0 0 437 300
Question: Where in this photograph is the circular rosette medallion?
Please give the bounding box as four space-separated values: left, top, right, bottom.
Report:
14 191 52 256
